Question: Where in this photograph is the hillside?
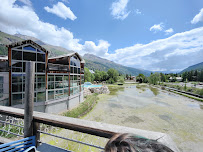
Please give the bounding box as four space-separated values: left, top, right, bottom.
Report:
0 31 151 76
180 62 203 73
0 31 73 57
83 54 151 76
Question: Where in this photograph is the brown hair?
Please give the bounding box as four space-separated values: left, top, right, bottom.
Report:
105 133 174 152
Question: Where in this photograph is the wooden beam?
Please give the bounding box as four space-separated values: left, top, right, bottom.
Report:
8 47 11 106
24 62 35 138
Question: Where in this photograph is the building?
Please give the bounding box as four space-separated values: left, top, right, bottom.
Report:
0 40 85 113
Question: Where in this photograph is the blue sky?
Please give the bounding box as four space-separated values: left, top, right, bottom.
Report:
0 0 203 72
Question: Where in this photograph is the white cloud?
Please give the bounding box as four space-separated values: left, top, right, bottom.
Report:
83 40 110 56
135 9 141 15
105 27 203 72
165 28 174 35
191 8 203 24
44 2 77 20
110 0 130 20
150 23 164 32
0 0 108 56
18 0 32 7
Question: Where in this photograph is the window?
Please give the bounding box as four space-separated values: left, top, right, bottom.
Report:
12 61 22 72
37 53 45 62
37 92 46 102
12 94 22 105
23 45 36 51
11 44 46 105
12 50 22 60
23 52 36 61
48 91 54 100
37 63 45 72
47 74 70 101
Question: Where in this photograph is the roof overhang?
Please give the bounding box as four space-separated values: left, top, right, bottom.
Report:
6 39 48 53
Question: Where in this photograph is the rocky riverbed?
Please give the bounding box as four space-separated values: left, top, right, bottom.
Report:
83 84 203 152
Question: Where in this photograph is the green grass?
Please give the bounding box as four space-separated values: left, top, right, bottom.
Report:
170 90 203 102
62 94 99 118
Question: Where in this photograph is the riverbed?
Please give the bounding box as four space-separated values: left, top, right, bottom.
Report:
83 84 203 152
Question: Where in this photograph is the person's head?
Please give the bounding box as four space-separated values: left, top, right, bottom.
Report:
105 133 174 152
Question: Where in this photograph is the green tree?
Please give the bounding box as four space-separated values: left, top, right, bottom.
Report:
94 70 101 81
100 71 108 81
136 74 148 83
118 76 125 84
160 73 166 82
126 74 129 80
84 67 91 82
148 72 160 85
107 68 119 82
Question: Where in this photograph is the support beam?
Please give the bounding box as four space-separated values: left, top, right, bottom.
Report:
24 61 35 138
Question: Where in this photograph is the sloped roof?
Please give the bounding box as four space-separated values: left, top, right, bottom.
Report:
48 52 85 63
0 56 8 61
6 39 48 53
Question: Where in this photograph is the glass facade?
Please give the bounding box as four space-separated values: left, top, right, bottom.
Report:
70 56 81 95
11 45 46 105
9 42 84 106
47 74 69 100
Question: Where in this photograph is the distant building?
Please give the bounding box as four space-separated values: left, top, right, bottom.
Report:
89 70 95 74
176 77 182 82
169 77 182 82
0 40 85 113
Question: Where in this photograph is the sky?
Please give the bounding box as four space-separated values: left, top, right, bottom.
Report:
0 0 203 73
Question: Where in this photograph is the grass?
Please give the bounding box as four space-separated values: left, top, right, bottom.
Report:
170 90 203 102
62 94 99 118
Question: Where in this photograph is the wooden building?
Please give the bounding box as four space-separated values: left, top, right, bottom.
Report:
0 40 85 113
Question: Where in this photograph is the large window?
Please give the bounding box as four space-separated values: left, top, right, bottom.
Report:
47 74 69 100
11 44 46 105
70 56 81 95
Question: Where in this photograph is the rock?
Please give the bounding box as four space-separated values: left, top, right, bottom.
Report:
84 86 110 96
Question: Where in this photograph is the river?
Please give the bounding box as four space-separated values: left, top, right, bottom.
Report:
83 84 203 152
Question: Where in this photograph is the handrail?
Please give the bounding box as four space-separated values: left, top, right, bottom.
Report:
0 106 114 138
0 105 180 152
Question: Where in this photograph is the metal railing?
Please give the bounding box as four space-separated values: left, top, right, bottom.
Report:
0 106 110 152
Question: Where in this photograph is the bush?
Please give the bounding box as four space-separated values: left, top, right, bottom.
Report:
107 78 115 84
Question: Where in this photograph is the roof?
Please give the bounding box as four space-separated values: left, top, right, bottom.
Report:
89 70 95 74
48 52 85 63
6 39 48 53
0 56 8 60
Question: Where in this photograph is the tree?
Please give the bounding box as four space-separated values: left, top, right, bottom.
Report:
94 70 101 81
100 71 108 81
84 67 91 82
107 68 119 82
136 74 148 83
126 74 129 80
160 73 166 82
148 72 160 85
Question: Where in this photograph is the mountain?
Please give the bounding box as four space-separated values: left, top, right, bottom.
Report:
83 54 151 76
14 34 74 57
0 31 73 57
0 31 150 76
180 62 203 73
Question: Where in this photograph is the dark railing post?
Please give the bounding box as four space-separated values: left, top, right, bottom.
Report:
24 62 35 138
33 122 40 147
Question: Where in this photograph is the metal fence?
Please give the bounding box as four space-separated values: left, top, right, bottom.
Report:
0 113 107 152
